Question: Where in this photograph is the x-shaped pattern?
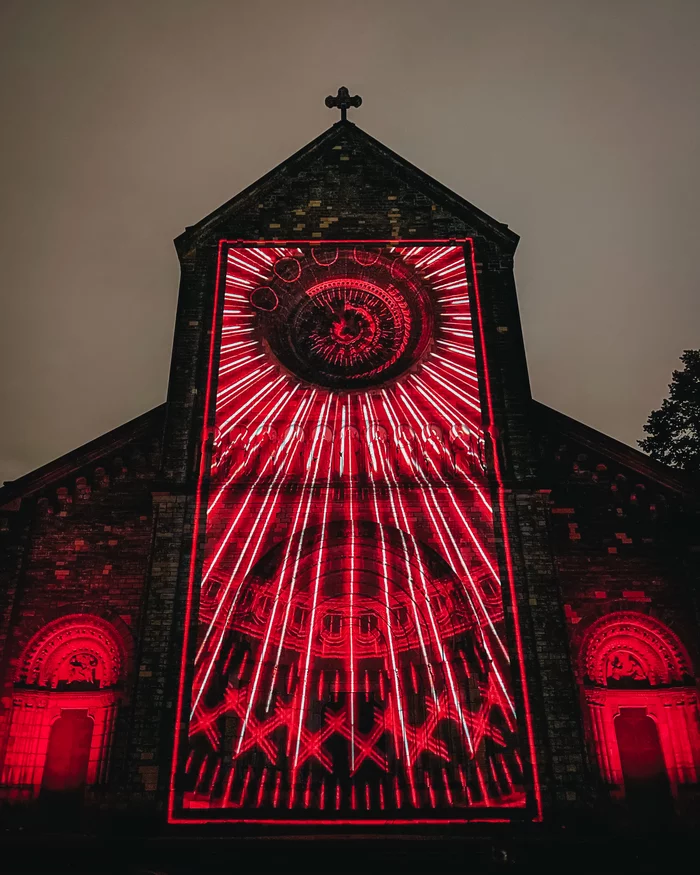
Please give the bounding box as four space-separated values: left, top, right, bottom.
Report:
190 684 510 778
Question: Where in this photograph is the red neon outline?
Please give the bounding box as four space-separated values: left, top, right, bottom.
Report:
466 239 542 821
169 817 513 825
168 238 541 825
168 240 225 817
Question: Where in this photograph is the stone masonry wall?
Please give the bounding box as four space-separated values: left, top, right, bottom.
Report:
0 427 162 797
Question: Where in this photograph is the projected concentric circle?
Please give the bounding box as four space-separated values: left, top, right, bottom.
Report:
290 278 411 382
260 252 433 388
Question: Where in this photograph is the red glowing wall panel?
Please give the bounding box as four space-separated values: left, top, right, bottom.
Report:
170 242 539 822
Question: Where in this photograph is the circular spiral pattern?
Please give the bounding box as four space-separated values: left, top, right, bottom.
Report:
258 251 432 388
290 278 411 382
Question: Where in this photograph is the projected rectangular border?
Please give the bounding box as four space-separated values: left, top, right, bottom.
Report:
169 239 541 824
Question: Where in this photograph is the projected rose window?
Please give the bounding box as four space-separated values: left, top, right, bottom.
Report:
253 250 432 388
172 243 532 822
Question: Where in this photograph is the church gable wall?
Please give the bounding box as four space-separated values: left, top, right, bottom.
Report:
541 432 698 655
181 124 517 251
0 430 162 799
165 128 534 485
204 142 476 244
538 426 700 812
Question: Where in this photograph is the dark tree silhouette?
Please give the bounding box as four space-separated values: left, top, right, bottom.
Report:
639 350 700 474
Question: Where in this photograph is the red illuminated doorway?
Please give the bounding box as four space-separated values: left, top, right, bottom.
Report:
614 708 671 813
579 613 700 809
41 710 94 796
0 614 129 803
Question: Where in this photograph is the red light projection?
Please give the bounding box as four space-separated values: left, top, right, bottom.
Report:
170 243 538 822
579 612 700 802
1 614 125 800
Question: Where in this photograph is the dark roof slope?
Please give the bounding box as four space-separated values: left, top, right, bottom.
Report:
175 120 519 255
533 400 695 497
0 405 165 508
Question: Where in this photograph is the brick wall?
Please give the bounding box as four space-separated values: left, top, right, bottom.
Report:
536 418 700 816
0 422 162 796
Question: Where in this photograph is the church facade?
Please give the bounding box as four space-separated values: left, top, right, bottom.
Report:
1 95 699 841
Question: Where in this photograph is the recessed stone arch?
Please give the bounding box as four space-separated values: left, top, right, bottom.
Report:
576 611 699 802
579 612 693 688
0 614 131 801
16 613 128 691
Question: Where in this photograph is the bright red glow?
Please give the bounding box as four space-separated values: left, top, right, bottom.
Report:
1 614 125 800
579 612 700 801
466 240 542 821
170 242 537 823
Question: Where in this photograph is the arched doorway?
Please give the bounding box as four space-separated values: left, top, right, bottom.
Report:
41 709 94 796
0 614 127 803
579 612 700 808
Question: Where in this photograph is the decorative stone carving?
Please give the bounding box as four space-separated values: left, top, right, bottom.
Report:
16 613 126 691
579 612 692 688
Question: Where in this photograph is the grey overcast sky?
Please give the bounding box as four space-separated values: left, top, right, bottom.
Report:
1 0 699 483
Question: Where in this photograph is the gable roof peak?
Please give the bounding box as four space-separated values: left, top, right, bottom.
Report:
175 118 518 254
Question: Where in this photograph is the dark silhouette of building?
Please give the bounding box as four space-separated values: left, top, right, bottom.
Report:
1 92 698 869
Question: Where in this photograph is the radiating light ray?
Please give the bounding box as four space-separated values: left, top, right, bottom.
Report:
388 388 513 676
208 385 297 513
435 339 477 358
218 353 266 378
399 380 493 514
218 326 255 336
367 395 439 711
380 393 480 749
429 361 481 396
345 397 357 772
433 279 469 292
215 367 272 409
413 247 450 269
196 390 316 655
215 366 275 411
425 260 464 280
431 354 480 384
408 375 481 437
440 327 475 338
263 394 334 712
192 391 318 717
361 401 413 779
292 396 338 770
233 438 327 752
218 375 287 438
372 396 478 755
421 365 481 413
227 252 269 277
388 386 508 658
219 343 258 359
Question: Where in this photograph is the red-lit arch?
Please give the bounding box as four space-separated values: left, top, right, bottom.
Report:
578 612 699 801
16 613 127 690
579 611 693 688
0 614 129 801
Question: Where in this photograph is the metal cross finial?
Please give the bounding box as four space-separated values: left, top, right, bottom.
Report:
325 86 362 122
